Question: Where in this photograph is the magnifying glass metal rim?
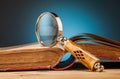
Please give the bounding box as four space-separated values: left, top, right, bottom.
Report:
35 12 63 47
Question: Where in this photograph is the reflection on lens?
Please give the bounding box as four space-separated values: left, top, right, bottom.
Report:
37 12 58 46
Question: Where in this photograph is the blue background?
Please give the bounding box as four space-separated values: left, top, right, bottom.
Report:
0 0 120 47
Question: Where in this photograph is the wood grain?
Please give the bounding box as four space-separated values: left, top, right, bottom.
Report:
0 69 119 79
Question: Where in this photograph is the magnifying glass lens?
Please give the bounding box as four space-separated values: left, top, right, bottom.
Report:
37 13 58 46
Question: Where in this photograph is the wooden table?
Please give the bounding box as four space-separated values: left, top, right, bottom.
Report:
0 69 120 79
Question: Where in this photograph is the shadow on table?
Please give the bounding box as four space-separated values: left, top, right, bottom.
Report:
68 62 120 70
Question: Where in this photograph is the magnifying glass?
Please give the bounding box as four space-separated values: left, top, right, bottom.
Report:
35 12 104 72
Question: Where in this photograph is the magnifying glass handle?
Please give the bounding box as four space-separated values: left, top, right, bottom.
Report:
64 40 104 72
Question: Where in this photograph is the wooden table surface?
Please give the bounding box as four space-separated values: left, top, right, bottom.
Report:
0 69 120 79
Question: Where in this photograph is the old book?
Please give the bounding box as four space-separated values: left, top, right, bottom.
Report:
0 43 64 71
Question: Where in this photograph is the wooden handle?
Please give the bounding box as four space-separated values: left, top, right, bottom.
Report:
64 40 104 71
